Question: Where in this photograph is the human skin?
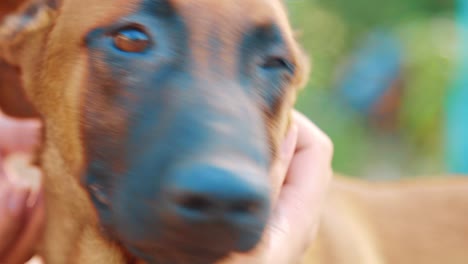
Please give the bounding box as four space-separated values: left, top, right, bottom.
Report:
0 111 44 264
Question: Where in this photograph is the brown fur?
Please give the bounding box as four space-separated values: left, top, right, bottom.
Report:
0 0 38 118
1 1 468 264
0 59 39 118
0 0 26 18
303 176 468 264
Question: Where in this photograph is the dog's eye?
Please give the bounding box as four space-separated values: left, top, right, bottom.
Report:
113 27 151 53
261 56 295 73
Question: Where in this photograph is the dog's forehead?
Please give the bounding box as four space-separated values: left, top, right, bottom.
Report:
170 0 288 26
58 0 292 42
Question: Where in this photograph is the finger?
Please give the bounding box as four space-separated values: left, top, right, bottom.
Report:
266 110 333 263
0 181 30 258
286 111 333 183
26 256 44 264
277 110 333 232
4 154 42 196
3 191 45 264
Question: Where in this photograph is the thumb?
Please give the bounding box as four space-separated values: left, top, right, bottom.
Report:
265 111 333 263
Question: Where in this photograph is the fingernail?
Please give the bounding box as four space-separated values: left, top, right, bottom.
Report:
25 167 43 208
27 185 43 209
8 186 29 217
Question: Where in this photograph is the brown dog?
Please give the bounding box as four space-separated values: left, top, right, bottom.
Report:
1 1 468 264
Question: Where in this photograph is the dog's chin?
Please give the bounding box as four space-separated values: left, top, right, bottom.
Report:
124 242 236 264
120 229 263 264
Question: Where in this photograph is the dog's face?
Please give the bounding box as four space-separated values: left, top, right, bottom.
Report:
1 0 308 262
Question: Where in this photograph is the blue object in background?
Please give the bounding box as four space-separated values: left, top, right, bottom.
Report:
336 31 403 116
445 0 468 174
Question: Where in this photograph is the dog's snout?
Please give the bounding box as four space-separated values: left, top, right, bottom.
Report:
166 165 270 227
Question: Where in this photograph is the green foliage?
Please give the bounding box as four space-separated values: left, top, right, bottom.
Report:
397 17 457 154
317 0 453 34
286 0 456 177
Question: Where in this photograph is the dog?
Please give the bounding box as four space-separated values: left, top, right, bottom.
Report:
1 0 468 264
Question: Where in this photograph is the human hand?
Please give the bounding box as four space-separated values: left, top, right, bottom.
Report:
220 110 334 264
0 111 44 264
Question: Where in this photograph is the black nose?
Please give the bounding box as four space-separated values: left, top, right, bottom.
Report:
166 165 270 228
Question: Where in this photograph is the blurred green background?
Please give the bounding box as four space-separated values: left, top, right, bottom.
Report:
286 0 457 178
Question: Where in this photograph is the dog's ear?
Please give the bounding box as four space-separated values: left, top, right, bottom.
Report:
285 45 311 137
0 1 26 18
294 47 311 91
0 0 56 118
0 60 39 118
0 0 59 65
